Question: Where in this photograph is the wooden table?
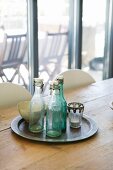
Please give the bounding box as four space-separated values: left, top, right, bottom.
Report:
1 78 113 170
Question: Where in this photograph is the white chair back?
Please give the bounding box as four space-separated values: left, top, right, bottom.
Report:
0 82 32 108
55 69 95 91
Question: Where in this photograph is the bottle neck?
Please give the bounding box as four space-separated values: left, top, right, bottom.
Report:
50 89 53 95
53 88 60 95
59 83 64 97
34 85 42 95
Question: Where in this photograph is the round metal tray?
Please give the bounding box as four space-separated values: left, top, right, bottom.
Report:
11 115 98 143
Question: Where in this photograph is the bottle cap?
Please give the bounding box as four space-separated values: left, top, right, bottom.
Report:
34 78 43 82
57 75 64 83
53 80 59 90
33 78 44 87
53 80 59 85
57 75 63 80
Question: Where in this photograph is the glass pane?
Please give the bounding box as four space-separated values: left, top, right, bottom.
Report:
0 0 28 88
38 0 69 89
82 0 106 81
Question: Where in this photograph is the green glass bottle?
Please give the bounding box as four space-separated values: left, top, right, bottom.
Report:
46 80 62 137
29 78 45 133
57 75 67 132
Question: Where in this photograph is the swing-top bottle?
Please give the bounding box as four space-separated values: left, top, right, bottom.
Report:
46 80 62 137
29 78 45 133
43 81 53 114
57 75 67 132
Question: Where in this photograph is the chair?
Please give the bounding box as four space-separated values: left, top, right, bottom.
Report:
39 31 68 89
0 82 32 108
55 69 96 91
0 33 27 87
89 57 103 71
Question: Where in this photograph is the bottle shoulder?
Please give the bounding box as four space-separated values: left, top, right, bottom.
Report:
60 95 67 104
31 95 44 105
48 96 62 109
31 93 43 100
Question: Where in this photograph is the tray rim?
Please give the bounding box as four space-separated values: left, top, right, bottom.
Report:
11 114 98 143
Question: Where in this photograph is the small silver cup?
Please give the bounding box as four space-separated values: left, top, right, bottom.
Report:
68 102 84 128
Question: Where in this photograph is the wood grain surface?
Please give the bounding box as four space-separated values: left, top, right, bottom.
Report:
1 78 113 170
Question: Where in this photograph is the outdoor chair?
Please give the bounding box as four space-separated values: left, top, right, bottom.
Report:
89 57 104 71
0 34 27 87
55 69 96 92
39 31 68 89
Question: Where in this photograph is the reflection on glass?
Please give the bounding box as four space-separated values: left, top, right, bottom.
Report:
82 0 106 81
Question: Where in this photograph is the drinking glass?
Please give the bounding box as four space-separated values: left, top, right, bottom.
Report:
67 102 84 128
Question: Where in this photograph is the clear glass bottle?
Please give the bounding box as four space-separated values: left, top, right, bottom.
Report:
46 80 62 137
49 81 53 96
43 81 53 114
57 75 67 132
29 78 45 133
